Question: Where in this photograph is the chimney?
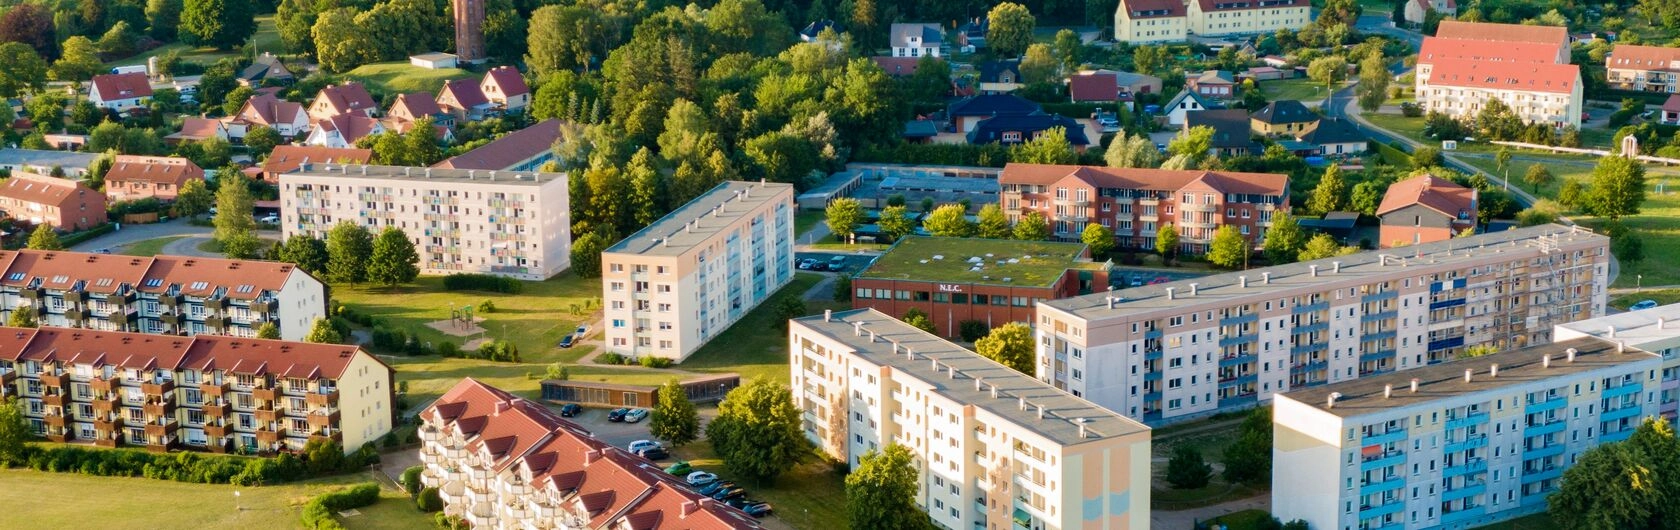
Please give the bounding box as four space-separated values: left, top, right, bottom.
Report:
1542 354 1552 368
1240 275 1248 288
1618 341 1626 354
1166 287 1175 300
1464 369 1473 383
1036 404 1044 419
1018 397 1026 410
1410 378 1420 393
931 358 939 372
889 340 899 354
853 322 862 336
1383 384 1393 399
1566 348 1577 362
1327 392 1343 409
1607 325 1616 338
1309 264 1319 277
906 347 915 361
1262 272 1271 284
1333 261 1342 274
1189 283 1198 296
1660 318 1667 329
1077 418 1088 438
1489 364 1499 378
823 309 832 322
681 501 699 517
584 449 601 465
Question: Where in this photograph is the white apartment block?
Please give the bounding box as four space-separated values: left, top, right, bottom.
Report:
1555 303 1680 422
790 309 1151 530
279 164 571 280
1035 224 1609 426
1272 336 1659 530
601 181 794 361
1186 0 1312 37
1415 22 1582 130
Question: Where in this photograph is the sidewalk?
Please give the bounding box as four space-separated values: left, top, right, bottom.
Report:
1150 494 1271 529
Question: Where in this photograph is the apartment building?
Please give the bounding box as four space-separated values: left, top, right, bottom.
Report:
789 309 1151 530
1415 22 1581 130
1272 336 1658 530
0 327 393 454
1113 0 1187 44
1035 224 1609 425
279 163 571 280
419 378 762 530
601 181 794 361
1188 0 1311 37
0 249 326 341
997 163 1290 255
1554 303 1680 422
1606 44 1680 93
103 155 205 202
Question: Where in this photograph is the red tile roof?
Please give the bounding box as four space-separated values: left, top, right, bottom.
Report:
1120 0 1186 17
90 73 153 102
1196 0 1304 12
237 93 307 126
1606 45 1680 73
315 114 383 144
1377 173 1476 219
871 56 922 76
136 254 302 299
105 155 204 186
314 83 377 116
0 249 308 300
423 378 762 529
483 66 529 98
1424 58 1579 94
439 79 489 110
389 93 445 120
261 145 373 177
1417 38 1561 65
0 172 96 209
0 250 154 294
1434 20 1568 46
432 119 562 170
0 326 373 379
1069 73 1120 102
170 117 228 140
999 163 1290 196
1664 94 1680 113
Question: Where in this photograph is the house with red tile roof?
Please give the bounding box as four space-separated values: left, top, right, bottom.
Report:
387 92 454 129
1 326 391 453
1069 72 1120 102
259 145 373 182
0 172 105 230
229 93 310 139
1605 45 1680 94
871 56 922 77
437 78 494 122
89 73 153 112
480 66 530 114
1377 173 1477 247
103 155 205 202
307 82 378 122
1662 94 1680 125
1185 0 1310 37
1404 0 1456 25
303 114 386 149
165 117 231 144
431 119 562 171
419 378 763 529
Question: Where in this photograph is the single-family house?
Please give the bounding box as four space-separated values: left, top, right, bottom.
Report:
380 117 455 144
1299 118 1367 156
957 17 988 49
1377 174 1477 247
259 145 373 182
1663 94 1680 125
1114 71 1164 95
409 52 459 70
1249 100 1318 136
237 53 294 87
229 93 310 139
88 73 153 112
1069 72 1120 102
431 119 563 171
1189 70 1236 99
1162 90 1218 126
388 93 455 129
891 23 942 58
979 60 1024 93
968 113 1091 151
303 114 385 149
0 172 106 230
481 66 530 114
308 83 378 121
1404 0 1457 25
103 155 204 202
1185 109 1257 157
437 78 494 121
947 94 1042 133
167 117 231 144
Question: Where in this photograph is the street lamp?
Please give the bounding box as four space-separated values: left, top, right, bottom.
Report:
1638 274 1643 293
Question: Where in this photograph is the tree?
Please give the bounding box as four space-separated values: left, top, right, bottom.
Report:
1207 225 1247 268
97 21 139 58
923 204 975 237
846 444 932 530
1132 45 1163 76
1412 145 1444 168
1018 44 1059 85
1105 131 1161 169
1613 232 1646 266
1081 223 1116 259
0 43 48 99
1549 421 1673 530
255 322 281 340
0 4 58 60
0 397 27 464
181 0 256 50
1558 179 1585 209
275 0 317 56
147 0 184 41
51 36 103 83
627 149 665 229
825 197 865 240
525 5 607 79
1010 127 1077 164
1014 211 1050 241
1298 233 1345 261
222 85 254 117
1052 29 1082 72
5 308 37 328
772 296 806 330
26 225 62 251
368 227 420 287
1355 53 1389 112
1156 223 1179 263
221 232 262 259
244 125 281 157
1307 56 1348 96
650 379 700 447
902 308 935 334
1222 408 1273 484
311 8 370 73
976 204 1011 239
975 322 1034 374
1583 155 1647 219
570 231 608 278
326 222 374 284
304 318 342 344
833 275 852 303
1495 147 1512 178
174 179 213 217
878 205 915 241
1307 165 1348 214
213 174 255 244
1523 163 1555 193
987 3 1036 57
707 378 809 485
1168 126 1215 166
1350 181 1385 216
1166 444 1213 489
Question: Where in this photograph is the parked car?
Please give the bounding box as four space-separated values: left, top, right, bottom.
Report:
797 258 817 270
257 214 278 223
558 334 575 348
698 481 735 496
664 461 691 475
607 408 629 422
624 408 649 423
1631 299 1660 311
686 471 719 486
574 323 589 337
558 403 581 417
712 487 746 501
742 503 773 518
725 496 757 509
828 255 846 270
809 261 827 271
628 440 662 453
638 447 669 460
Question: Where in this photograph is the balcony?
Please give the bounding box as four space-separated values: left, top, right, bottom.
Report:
308 410 341 428
41 392 69 408
44 414 68 429
141 380 175 396
205 315 227 330
203 401 230 417
251 300 276 314
143 399 176 417
200 382 227 399
309 431 343 445
93 416 122 433
91 394 118 414
253 387 280 402
39 372 67 387
256 426 283 444
1363 429 1407 446
64 308 85 322
255 407 282 423
305 389 339 407
158 313 180 327
204 423 231 438
90 377 116 393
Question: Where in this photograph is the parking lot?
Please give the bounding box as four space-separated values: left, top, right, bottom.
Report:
794 251 873 275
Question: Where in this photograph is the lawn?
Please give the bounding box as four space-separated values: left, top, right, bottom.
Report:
343 62 480 95
670 440 847 530
1471 513 1562 530
116 235 188 256
1611 289 1680 309
1149 414 1268 510
1577 175 1680 287
1361 112 1428 141
794 209 825 236
0 468 430 529
1260 78 1333 104
107 16 282 68
680 272 845 384
332 273 601 365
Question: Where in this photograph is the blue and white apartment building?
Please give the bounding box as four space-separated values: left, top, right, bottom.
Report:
1271 335 1660 529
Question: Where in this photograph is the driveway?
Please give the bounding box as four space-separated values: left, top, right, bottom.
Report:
68 218 209 252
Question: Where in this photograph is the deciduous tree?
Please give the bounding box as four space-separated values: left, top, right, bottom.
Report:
174 179 213 218
326 222 373 284
1156 223 1179 263
304 317 342 344
1081 223 1116 258
1298 233 1347 261
986 3 1035 57
1222 408 1273 484
846 444 933 530
570 231 607 278
1167 444 1213 489
26 225 62 250
255 322 280 339
650 379 700 447
1307 55 1348 95
1013 211 1050 240
878 205 915 241
51 36 103 83
826 197 864 239
0 43 48 99
213 174 255 243
0 397 27 464
0 4 58 60
1307 165 1348 214
1105 131 1161 169
923 204 975 237
147 0 185 42
706 378 809 484
1583 155 1646 219
1207 225 1247 268
1011 126 1078 164
1355 53 1388 112
5 307 37 328
368 227 420 286
1523 164 1555 193
976 204 1011 239
975 322 1034 374
181 0 256 50
902 308 935 334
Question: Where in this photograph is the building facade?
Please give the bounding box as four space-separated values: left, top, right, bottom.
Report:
104 155 205 202
1272 336 1658 530
279 164 572 280
1606 44 1680 93
890 23 942 58
0 172 106 230
1377 174 1478 248
1554 303 1680 422
601 181 794 361
1114 0 1187 44
1415 22 1581 130
790 309 1152 530
1187 0 1310 36
1035 224 1610 425
88 73 153 112
419 378 762 529
0 327 393 454
997 163 1290 255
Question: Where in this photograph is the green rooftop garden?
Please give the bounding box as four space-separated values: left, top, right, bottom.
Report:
855 236 1098 287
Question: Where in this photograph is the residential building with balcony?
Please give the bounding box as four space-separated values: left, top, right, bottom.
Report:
601 181 794 361
279 163 571 280
1606 45 1680 93
0 249 326 341
997 163 1290 255
1034 224 1610 425
0 327 392 453
1114 0 1187 44
1272 336 1658 530
1414 22 1581 130
103 155 205 203
790 309 1151 530
1554 303 1680 422
850 236 1108 339
418 378 762 529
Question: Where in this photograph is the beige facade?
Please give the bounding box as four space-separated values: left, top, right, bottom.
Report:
1416 65 1584 130
279 164 571 280
1605 45 1680 93
791 309 1151 530
1187 0 1311 37
1035 224 1609 425
1113 0 1187 44
602 181 794 361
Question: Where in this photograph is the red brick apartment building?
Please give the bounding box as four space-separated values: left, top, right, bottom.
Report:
998 163 1290 254
850 236 1107 338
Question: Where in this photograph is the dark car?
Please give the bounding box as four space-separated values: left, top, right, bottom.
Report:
558 334 575 348
725 497 757 509
698 481 735 496
607 408 628 422
809 261 827 271
742 503 773 518
638 447 669 460
558 403 581 417
712 487 746 501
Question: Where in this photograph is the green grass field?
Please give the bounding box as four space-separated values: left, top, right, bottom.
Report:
1260 78 1331 104
332 274 601 363
1361 112 1429 141
1471 513 1562 530
679 272 848 384
343 62 479 95
0 468 430 529
1612 289 1680 309
116 235 188 256
107 16 282 68
670 440 848 530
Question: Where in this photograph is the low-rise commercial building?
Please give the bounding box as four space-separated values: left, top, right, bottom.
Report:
279 163 572 280
601 181 794 361
1272 336 1658 529
1035 224 1609 425
419 378 762 529
0 327 393 453
790 309 1151 530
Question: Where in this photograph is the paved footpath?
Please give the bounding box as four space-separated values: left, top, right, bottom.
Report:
1150 495 1271 529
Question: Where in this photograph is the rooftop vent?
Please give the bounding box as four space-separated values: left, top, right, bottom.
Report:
1333 261 1342 274
1489 364 1499 378
1189 283 1198 296
1327 392 1343 409
1166 287 1175 300
1239 275 1248 288
1309 264 1319 277
823 309 832 322
1464 369 1473 383
1383 384 1393 399
1566 348 1578 362
1262 272 1271 284
1542 354 1552 368
1410 378 1420 392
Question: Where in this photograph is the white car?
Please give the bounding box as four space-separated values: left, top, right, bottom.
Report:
257 214 278 223
686 471 719 486
627 440 662 454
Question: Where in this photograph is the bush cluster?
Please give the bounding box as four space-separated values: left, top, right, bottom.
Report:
442 273 523 294
16 445 316 486
439 339 521 362
301 482 382 530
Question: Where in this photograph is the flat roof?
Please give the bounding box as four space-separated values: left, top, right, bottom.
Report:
879 174 1000 194
283 163 564 186
795 309 1149 445
856 236 1100 288
1281 337 1658 419
0 149 99 169
1043 224 1606 320
1556 303 1680 347
607 180 794 256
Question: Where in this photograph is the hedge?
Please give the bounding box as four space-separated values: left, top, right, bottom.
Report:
417 486 443 512
301 482 382 530
15 444 309 486
401 466 424 496
59 223 116 247
441 273 523 294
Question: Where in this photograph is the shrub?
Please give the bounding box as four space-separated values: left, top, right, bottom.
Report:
13 445 322 486
436 340 460 357
639 355 672 368
958 320 989 342
477 299 496 313
401 466 424 496
301 482 380 529
441 273 523 293
1399 102 1423 117
417 486 443 512
598 352 625 365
